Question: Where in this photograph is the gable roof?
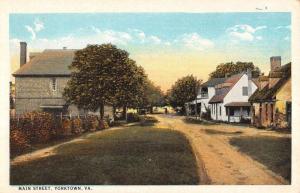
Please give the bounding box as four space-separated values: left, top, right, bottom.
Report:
13 49 77 77
249 62 291 102
201 77 226 87
209 73 244 103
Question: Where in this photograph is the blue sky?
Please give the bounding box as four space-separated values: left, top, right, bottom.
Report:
9 13 291 90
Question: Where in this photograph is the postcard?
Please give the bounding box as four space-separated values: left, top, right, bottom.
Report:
1 0 300 192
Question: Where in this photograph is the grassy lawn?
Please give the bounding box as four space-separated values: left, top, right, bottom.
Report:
11 126 199 185
230 136 291 182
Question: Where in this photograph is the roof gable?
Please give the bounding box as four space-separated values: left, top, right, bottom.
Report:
13 49 76 76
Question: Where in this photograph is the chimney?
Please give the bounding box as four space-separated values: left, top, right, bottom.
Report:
247 68 252 95
270 56 281 72
20 42 27 67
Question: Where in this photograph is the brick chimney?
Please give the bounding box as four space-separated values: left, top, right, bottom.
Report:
270 56 281 72
20 42 27 67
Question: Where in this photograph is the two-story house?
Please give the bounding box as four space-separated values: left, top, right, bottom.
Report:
196 77 226 117
208 70 258 122
13 42 113 117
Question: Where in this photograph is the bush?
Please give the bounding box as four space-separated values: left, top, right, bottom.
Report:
127 113 140 123
201 108 211 120
10 129 30 156
61 118 72 136
72 118 82 134
21 112 55 143
99 119 109 130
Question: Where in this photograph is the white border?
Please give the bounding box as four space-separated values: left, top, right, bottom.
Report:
1 0 300 192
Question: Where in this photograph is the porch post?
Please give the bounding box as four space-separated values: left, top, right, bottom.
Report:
240 106 243 121
227 107 230 122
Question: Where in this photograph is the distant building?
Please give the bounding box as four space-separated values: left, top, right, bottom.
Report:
249 57 291 129
185 77 226 117
13 42 113 117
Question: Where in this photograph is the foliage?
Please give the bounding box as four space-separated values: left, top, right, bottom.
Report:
142 80 165 109
61 119 72 136
21 112 55 143
72 118 82 134
209 62 261 79
126 113 141 123
10 129 30 156
63 44 147 119
167 75 202 110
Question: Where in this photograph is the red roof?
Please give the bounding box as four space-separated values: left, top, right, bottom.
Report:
209 73 243 103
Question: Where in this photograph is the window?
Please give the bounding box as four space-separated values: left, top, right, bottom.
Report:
242 87 248 96
51 78 57 91
219 106 222 116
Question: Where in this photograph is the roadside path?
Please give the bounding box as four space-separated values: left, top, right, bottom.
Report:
154 114 289 185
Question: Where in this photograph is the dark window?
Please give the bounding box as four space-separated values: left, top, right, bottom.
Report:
242 87 248 96
51 78 57 91
229 108 235 116
220 106 222 116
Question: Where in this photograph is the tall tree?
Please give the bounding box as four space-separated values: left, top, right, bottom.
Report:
168 75 202 112
209 62 261 79
142 80 165 113
63 44 146 119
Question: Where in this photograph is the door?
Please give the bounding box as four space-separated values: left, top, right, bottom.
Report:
286 102 291 128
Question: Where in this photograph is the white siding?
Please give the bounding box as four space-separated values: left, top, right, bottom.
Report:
211 74 258 122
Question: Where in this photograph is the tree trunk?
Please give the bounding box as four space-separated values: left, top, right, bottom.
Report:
150 106 153 114
122 105 126 120
112 105 117 120
100 102 104 120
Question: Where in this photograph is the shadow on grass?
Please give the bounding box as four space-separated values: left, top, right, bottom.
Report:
204 129 243 135
230 136 291 183
11 126 199 185
183 117 219 126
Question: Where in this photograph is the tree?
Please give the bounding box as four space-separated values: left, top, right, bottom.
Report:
63 44 146 119
209 62 261 79
168 75 202 113
142 80 165 113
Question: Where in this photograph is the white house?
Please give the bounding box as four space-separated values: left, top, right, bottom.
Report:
185 77 226 116
208 70 258 122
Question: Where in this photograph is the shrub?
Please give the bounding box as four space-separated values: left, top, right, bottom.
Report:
22 111 55 143
201 107 211 120
127 113 140 123
10 129 30 155
87 116 99 131
72 118 82 134
99 119 109 130
61 118 72 136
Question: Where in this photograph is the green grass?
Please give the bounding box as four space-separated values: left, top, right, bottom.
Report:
11 126 199 185
230 136 291 182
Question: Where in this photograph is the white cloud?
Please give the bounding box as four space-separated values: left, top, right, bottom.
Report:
284 36 290 41
226 24 266 42
148 35 161 44
25 25 36 40
91 26 133 45
177 33 214 51
25 19 44 40
276 25 291 30
256 36 263 40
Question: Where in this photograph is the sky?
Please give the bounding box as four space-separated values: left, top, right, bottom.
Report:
9 13 291 91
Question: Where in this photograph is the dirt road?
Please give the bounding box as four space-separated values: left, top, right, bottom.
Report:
154 114 289 185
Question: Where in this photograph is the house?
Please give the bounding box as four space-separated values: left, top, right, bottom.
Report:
249 57 291 129
13 42 113 118
188 78 227 117
208 70 258 122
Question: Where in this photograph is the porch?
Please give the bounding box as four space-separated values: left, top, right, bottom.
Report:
225 102 251 123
